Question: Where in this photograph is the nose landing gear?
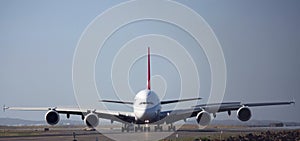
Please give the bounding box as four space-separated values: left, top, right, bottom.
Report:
143 125 150 132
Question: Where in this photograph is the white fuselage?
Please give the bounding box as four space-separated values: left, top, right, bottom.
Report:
133 89 161 122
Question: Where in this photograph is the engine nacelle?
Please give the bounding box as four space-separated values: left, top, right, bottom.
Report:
237 106 252 121
45 110 60 125
84 113 99 128
196 111 211 126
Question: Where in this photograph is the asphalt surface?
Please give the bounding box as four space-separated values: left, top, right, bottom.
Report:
0 125 299 141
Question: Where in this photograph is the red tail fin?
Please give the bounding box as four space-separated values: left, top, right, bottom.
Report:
147 47 151 90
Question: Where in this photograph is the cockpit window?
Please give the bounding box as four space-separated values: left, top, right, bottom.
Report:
139 102 153 105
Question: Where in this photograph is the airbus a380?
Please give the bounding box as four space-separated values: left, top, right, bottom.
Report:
4 48 295 132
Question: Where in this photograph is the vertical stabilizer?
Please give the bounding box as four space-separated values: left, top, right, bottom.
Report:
147 47 151 90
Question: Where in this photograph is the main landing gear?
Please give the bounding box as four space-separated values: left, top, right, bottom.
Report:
168 123 176 131
143 124 150 132
134 124 150 132
121 123 134 132
154 124 163 132
122 124 151 132
121 123 176 132
134 124 143 132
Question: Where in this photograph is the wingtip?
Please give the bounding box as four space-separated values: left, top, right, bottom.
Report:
291 98 296 105
3 104 8 112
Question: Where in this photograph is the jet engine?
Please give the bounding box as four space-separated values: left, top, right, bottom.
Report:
237 106 251 121
45 110 60 125
84 113 99 128
196 111 211 126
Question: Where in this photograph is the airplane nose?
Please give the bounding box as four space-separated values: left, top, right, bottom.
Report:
134 110 145 120
134 108 156 121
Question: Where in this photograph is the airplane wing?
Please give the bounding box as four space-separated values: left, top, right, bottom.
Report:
193 101 295 113
3 106 135 124
3 100 294 127
159 100 295 124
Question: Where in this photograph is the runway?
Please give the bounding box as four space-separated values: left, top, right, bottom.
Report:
0 125 299 141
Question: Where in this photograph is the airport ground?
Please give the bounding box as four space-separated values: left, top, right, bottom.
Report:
0 124 299 141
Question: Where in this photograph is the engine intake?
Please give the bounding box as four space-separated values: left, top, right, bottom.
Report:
196 111 211 126
84 113 99 128
237 106 251 121
45 110 60 125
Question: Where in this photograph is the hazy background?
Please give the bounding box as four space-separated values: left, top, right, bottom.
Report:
0 0 299 122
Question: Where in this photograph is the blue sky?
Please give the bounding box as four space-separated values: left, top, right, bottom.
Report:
0 0 299 122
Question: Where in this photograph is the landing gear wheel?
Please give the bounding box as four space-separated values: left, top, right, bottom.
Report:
168 124 176 131
154 125 163 132
143 126 150 132
122 124 133 132
135 125 143 132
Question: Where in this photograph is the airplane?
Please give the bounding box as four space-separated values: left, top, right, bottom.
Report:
3 47 295 132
